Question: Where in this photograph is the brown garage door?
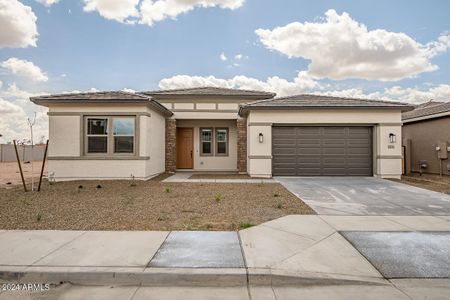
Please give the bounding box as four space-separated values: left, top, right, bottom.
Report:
272 126 373 176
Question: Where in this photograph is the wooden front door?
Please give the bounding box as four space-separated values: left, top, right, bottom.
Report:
176 128 193 169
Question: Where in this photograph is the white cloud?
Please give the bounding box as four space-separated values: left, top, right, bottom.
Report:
35 0 60 7
158 73 450 104
140 0 244 26
159 71 320 96
1 58 48 82
0 0 38 48
0 84 48 143
122 88 136 93
234 54 243 60
83 0 140 23
62 87 100 94
83 0 245 25
220 52 227 61
255 9 450 81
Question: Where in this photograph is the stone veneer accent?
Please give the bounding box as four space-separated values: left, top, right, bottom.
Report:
237 118 247 173
165 119 177 172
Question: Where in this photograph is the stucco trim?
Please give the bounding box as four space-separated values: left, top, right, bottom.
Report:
377 123 403 126
239 106 411 116
376 155 403 159
248 155 272 159
170 109 237 113
48 112 152 117
248 122 273 126
272 123 377 126
48 156 150 160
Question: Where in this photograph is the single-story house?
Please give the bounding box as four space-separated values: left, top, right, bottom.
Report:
402 101 450 175
31 87 413 181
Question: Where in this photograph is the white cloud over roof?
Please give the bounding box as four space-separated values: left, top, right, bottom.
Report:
255 9 450 81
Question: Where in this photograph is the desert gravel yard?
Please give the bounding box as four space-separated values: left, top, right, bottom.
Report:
392 173 450 195
0 174 314 231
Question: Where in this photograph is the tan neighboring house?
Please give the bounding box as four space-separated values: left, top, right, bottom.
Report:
31 87 413 181
402 101 450 175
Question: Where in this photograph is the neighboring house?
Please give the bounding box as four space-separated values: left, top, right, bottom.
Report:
31 87 412 181
402 101 450 175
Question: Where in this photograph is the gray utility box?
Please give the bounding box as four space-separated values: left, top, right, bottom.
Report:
438 142 448 159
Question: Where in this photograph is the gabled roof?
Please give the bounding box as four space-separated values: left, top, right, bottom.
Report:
402 101 450 123
30 91 173 116
239 94 414 115
142 87 276 98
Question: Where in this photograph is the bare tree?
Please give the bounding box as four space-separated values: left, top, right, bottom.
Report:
27 113 37 191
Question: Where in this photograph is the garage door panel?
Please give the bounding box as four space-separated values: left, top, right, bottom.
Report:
297 127 321 134
323 127 346 135
273 126 372 176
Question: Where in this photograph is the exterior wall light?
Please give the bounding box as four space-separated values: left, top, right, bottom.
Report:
259 133 264 143
389 133 396 143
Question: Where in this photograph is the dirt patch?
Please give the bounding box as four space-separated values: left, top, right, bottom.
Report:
0 174 314 231
189 174 254 180
0 161 47 189
392 173 450 195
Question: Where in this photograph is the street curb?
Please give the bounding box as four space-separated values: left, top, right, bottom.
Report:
0 267 389 287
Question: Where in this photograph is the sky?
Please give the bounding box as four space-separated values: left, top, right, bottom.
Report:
1 0 450 143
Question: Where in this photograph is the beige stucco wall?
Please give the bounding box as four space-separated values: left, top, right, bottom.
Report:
176 119 237 171
46 104 166 181
48 115 81 157
246 109 403 179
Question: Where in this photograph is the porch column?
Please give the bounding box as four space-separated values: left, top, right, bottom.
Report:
237 117 247 174
165 119 177 173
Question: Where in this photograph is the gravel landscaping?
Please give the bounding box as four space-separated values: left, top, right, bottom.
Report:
0 174 314 231
393 173 450 195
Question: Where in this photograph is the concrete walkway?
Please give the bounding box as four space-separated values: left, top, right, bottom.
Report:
1 215 450 299
162 172 275 183
276 177 450 215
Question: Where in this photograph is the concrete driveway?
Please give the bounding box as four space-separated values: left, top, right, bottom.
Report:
275 177 450 215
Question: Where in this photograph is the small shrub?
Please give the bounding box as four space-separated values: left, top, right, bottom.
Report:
130 174 136 187
214 193 222 202
165 187 171 193
36 213 42 222
96 185 102 189
77 185 83 193
276 203 283 209
205 224 213 230
239 222 255 229
273 192 280 197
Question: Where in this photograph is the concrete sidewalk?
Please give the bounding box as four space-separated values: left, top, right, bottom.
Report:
1 215 450 298
162 172 275 183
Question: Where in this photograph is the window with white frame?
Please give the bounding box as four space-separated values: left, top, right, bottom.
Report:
200 128 213 156
215 128 228 156
85 116 135 155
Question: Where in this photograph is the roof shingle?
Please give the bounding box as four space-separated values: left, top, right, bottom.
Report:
30 91 173 116
402 101 450 122
239 94 414 115
142 87 275 98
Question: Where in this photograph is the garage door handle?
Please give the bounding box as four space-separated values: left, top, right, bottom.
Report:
191 151 193 158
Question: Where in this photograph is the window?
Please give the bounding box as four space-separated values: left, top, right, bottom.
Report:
113 117 134 153
87 118 108 153
215 128 228 156
86 116 135 155
200 128 213 156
